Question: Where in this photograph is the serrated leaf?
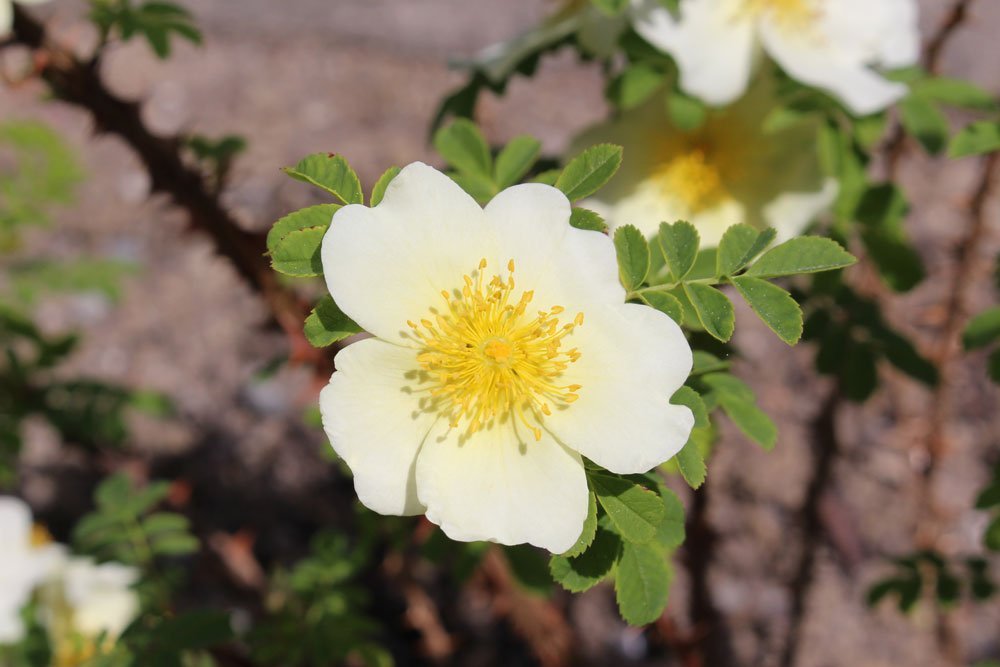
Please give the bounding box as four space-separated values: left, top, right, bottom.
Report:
283 154 363 205
532 169 561 186
666 91 706 131
614 542 672 626
590 472 664 544
370 166 400 206
703 373 776 449
433 118 492 177
270 226 326 277
562 492 599 558
655 486 685 549
615 225 650 291
746 237 855 278
691 350 729 375
504 545 552 595
657 221 699 282
674 436 707 489
671 386 707 428
555 144 623 201
716 224 760 276
494 136 542 188
550 526 622 592
304 295 363 347
963 307 1000 350
639 290 683 324
731 276 803 345
683 283 734 342
607 65 665 110
267 204 338 254
949 121 1000 158
570 207 608 232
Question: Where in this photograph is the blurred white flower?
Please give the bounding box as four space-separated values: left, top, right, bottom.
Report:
573 78 837 247
40 557 140 665
319 163 694 553
0 0 50 37
630 0 920 116
0 497 65 645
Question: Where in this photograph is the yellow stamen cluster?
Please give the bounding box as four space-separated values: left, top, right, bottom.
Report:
30 523 53 547
654 148 727 212
407 258 583 442
743 0 816 28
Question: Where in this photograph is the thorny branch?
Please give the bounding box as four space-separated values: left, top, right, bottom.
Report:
8 7 325 371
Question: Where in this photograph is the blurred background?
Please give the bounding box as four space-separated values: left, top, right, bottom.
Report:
3 1 1000 665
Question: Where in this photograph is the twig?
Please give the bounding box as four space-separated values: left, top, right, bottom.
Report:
9 7 325 371
881 0 977 179
779 387 840 667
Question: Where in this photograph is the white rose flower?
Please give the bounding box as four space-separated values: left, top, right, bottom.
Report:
629 0 920 116
39 556 140 664
0 0 50 37
319 163 694 553
573 78 837 247
0 496 65 645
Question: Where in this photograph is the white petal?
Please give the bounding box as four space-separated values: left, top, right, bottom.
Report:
0 496 31 547
763 178 838 242
629 0 757 106
320 338 434 516
415 422 589 553
0 2 11 38
0 609 24 645
321 162 495 345
759 6 911 115
486 183 625 307
544 302 694 474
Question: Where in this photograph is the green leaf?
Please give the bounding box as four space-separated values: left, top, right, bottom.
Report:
562 492 599 558
666 91 706 131
607 65 665 110
590 472 665 544
639 290 683 324
989 349 1000 384
655 486 685 549
504 545 552 595
433 118 492 177
494 136 542 188
591 0 629 15
963 307 1000 350
615 225 650 291
746 237 855 278
370 166 400 206
731 276 803 345
448 171 498 203
683 284 734 342
691 350 729 375
283 154 363 205
142 512 189 535
550 526 622 593
841 339 879 402
614 542 672 626
154 611 234 651
657 221 700 282
531 169 562 186
270 226 326 277
674 437 707 489
304 295 363 347
899 96 950 155
569 207 608 232
555 144 623 201
912 77 996 111
949 121 1000 158
267 204 338 254
150 532 199 556
671 386 707 428
703 373 777 449
979 482 1000 510
716 224 763 276
985 516 1000 551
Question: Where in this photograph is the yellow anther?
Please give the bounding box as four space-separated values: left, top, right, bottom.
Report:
479 258 488 270
30 524 52 547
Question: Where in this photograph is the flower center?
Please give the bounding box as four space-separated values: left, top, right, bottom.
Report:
654 149 727 212
407 258 583 442
31 523 53 547
743 0 816 29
